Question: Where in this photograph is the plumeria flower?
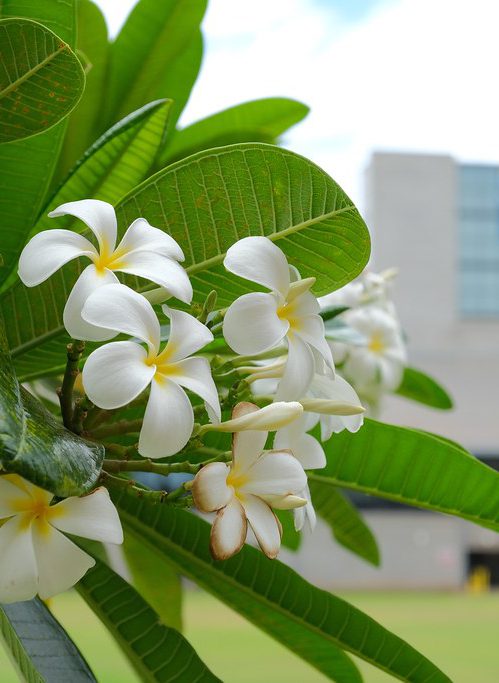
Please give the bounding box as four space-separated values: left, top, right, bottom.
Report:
223 236 333 401
200 400 303 434
18 199 192 341
192 402 307 560
333 306 407 392
0 475 123 603
81 283 220 458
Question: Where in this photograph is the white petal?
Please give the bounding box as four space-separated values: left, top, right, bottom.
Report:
294 485 316 532
63 265 119 341
50 488 123 544
192 463 232 512
0 476 32 519
162 307 213 362
312 373 362 405
0 516 38 603
116 218 184 261
215 401 303 433
260 493 307 510
49 199 117 254
231 403 268 472
343 349 378 387
319 413 364 441
210 498 247 561
287 288 320 315
82 283 160 352
224 236 291 297
139 378 193 458
274 423 326 470
223 292 288 356
18 229 97 287
275 334 315 401
82 341 154 409
296 314 334 369
32 523 94 600
118 252 193 304
241 494 281 559
170 357 221 422
241 451 307 497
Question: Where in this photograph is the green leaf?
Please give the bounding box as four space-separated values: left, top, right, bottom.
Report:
275 509 302 551
313 418 499 531
3 143 370 380
56 0 109 180
76 554 221 682
0 18 85 143
308 478 380 566
124 532 183 631
103 0 206 131
0 317 104 497
0 1 77 288
395 367 453 410
161 97 310 165
114 487 451 683
0 597 96 683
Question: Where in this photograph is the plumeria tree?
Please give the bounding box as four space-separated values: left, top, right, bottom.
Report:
1 2 499 682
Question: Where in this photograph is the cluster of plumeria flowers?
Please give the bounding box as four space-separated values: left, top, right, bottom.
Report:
1 198 373 603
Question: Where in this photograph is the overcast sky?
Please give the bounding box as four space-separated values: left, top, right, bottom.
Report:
100 0 499 209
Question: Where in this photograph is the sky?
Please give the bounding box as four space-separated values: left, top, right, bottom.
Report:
100 0 499 209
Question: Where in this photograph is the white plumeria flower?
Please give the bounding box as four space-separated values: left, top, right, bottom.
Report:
192 402 307 560
274 412 326 532
81 284 220 459
223 236 333 401
18 199 192 341
334 306 407 392
0 475 123 603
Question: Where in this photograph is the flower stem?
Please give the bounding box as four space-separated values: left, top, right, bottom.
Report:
58 339 85 429
101 472 192 507
102 450 231 475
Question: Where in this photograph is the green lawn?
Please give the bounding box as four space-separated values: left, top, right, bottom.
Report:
1 590 498 682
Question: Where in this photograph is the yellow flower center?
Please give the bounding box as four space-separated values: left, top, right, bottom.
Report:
277 299 301 331
92 242 129 273
226 467 249 494
145 343 181 383
276 277 316 332
12 493 62 534
368 332 386 354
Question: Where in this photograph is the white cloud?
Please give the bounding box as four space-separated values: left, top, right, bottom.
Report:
99 0 499 208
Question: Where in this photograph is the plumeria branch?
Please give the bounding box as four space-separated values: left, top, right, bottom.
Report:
102 455 231 476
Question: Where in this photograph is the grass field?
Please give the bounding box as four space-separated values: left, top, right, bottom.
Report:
1 589 498 682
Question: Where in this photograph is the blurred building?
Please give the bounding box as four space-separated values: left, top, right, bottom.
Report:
366 152 499 455
290 153 499 591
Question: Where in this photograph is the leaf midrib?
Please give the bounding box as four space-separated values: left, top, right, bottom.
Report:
122 508 444 682
308 472 499 531
186 204 356 275
0 40 66 100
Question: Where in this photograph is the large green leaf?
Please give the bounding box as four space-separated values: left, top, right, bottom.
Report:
0 597 96 682
309 479 380 566
76 555 220 682
103 0 206 131
124 532 183 631
0 316 103 497
3 143 370 381
0 0 76 288
114 487 451 683
161 97 310 165
395 367 453 410
0 18 84 143
313 418 499 531
56 0 109 180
